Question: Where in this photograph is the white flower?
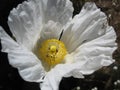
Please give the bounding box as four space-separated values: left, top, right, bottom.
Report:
0 0 117 90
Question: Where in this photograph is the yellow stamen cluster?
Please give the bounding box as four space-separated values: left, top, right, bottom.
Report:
39 39 67 67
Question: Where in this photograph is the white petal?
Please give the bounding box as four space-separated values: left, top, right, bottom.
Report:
70 26 117 75
0 27 45 82
8 0 44 50
39 20 63 43
8 0 73 50
61 2 108 53
40 64 84 90
44 0 73 25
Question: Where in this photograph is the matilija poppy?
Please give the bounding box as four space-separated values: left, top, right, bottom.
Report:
0 0 117 90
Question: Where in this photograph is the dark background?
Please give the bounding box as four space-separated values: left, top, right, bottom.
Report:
0 0 120 90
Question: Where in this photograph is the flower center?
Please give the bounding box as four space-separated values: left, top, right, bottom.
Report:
50 45 57 52
39 39 67 68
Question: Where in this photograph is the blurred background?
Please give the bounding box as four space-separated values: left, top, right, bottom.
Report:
0 0 120 90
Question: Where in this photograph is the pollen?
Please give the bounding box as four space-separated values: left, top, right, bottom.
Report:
50 45 57 52
39 39 67 67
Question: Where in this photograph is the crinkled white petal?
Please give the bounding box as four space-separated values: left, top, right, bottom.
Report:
0 27 45 82
70 26 117 74
44 0 73 25
40 64 84 90
61 2 108 53
8 0 44 50
39 20 63 43
8 0 73 50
